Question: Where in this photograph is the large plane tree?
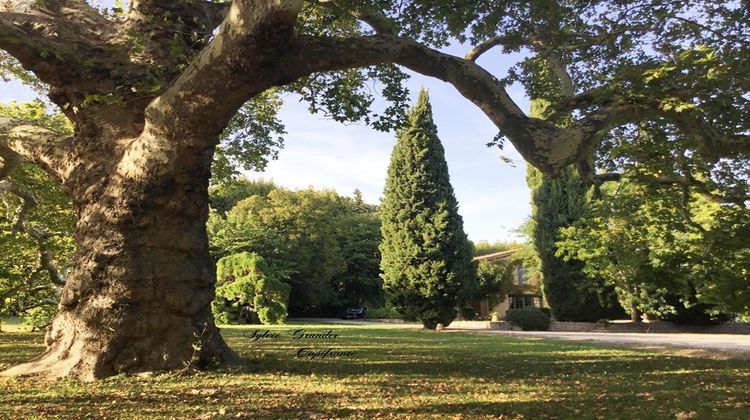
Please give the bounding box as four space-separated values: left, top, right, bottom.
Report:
0 1 747 380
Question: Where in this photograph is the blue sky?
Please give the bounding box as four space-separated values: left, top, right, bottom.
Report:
0 29 533 244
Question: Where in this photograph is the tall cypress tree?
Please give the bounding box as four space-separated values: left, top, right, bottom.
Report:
527 101 623 321
379 90 477 329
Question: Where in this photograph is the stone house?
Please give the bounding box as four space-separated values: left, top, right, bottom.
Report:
469 249 546 319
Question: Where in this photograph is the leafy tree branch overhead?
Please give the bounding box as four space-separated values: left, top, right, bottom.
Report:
2 1 747 176
0 0 747 380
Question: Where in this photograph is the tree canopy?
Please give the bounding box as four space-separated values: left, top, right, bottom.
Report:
213 252 290 325
208 180 383 316
2 1 747 179
558 179 748 321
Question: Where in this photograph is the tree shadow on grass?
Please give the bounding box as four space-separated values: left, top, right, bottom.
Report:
223 327 748 382
2 326 749 419
0 332 44 370
3 379 730 419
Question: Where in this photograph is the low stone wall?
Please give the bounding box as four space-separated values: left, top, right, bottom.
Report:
364 318 750 334
548 321 750 334
363 318 410 324
488 321 512 330
704 323 750 334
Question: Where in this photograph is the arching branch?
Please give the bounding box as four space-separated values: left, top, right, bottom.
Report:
142 0 304 143
130 1 746 177
577 162 749 208
0 1 115 86
0 118 75 184
290 34 613 174
311 0 395 34
465 36 505 62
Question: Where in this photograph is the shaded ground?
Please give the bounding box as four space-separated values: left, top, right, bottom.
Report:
2 323 749 419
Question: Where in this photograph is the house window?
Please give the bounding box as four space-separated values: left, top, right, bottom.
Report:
509 295 535 310
516 266 527 286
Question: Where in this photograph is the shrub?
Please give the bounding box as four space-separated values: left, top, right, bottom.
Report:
459 306 480 320
365 306 403 320
212 252 290 325
538 307 552 319
505 308 551 331
659 295 733 326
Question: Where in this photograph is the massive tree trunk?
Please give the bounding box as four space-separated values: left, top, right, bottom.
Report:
2 112 240 380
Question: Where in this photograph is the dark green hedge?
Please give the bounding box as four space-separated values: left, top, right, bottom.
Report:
505 308 551 331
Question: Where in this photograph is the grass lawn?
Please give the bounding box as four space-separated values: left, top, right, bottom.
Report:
1 323 749 419
0 316 32 333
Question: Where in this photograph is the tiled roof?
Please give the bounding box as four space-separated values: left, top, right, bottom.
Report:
472 249 519 262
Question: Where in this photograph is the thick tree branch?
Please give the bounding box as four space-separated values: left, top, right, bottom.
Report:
1 2 163 115
0 180 67 291
0 118 75 183
143 0 304 141
0 15 79 86
0 1 114 86
580 167 749 207
290 35 584 171
312 0 395 34
131 3 743 177
465 36 505 62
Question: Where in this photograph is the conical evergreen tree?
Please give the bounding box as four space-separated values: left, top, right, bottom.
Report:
527 101 623 321
379 90 477 329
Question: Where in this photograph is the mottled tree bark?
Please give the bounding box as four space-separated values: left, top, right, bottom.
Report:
3 107 241 380
0 0 305 380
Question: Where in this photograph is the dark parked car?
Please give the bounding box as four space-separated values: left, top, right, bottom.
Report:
343 307 368 319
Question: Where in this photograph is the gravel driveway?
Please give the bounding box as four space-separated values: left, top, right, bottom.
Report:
474 330 750 359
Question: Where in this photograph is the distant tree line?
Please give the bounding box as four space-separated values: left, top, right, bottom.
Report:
208 180 384 320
